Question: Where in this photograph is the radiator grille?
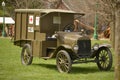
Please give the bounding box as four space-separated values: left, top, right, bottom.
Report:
77 40 91 56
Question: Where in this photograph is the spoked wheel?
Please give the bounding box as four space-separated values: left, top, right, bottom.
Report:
21 44 33 65
56 50 72 73
96 47 113 71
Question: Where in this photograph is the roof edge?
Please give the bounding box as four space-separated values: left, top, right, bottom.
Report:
15 9 85 15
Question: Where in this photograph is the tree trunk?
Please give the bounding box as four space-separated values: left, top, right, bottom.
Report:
115 3 120 80
110 9 115 49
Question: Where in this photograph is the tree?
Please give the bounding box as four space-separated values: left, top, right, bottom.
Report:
114 1 120 80
101 0 120 80
3 0 60 18
2 0 45 18
104 0 120 80
101 0 116 48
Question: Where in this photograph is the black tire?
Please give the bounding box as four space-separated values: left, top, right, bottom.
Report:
21 44 33 65
56 50 72 73
96 47 113 71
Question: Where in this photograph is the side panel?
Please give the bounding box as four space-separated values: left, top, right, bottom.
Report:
21 13 27 39
15 13 21 40
35 33 46 41
27 13 34 39
61 13 74 29
40 13 74 37
32 40 57 57
34 13 41 40
41 40 57 57
32 40 41 57
40 13 54 37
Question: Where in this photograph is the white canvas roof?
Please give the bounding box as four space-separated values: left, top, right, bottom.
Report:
0 17 15 24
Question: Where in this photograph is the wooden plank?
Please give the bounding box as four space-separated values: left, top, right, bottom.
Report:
32 40 40 57
15 13 21 40
21 13 27 39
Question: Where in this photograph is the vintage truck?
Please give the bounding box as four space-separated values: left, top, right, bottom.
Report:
14 9 113 73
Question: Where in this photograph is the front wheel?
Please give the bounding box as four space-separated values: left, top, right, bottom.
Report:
96 47 113 71
56 50 72 73
21 44 33 65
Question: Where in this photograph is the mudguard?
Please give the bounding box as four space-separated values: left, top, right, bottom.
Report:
99 44 111 48
91 44 111 58
55 44 72 53
53 44 77 59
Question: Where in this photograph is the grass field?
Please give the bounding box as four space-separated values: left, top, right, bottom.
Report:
0 38 114 80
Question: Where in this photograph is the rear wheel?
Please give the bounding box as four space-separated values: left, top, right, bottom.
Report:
96 47 112 71
56 50 72 73
21 44 33 65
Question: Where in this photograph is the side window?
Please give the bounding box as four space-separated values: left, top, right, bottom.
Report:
53 16 61 24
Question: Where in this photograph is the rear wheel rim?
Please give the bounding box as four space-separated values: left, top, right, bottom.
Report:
21 44 33 65
23 48 31 64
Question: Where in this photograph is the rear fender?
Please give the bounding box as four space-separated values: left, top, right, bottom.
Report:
14 39 32 47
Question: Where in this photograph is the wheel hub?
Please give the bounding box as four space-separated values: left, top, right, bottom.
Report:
61 59 65 64
101 56 106 62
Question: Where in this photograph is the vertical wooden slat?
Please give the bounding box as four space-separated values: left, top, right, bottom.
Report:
15 13 21 40
21 13 27 39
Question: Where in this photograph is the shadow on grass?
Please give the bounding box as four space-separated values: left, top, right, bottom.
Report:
32 63 114 74
32 63 56 71
70 66 114 74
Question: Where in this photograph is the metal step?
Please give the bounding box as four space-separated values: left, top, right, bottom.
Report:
41 57 50 60
47 47 56 50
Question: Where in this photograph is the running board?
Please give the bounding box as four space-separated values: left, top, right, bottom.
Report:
42 57 51 60
73 59 97 64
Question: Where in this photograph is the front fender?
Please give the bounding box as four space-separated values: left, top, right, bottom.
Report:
53 44 77 59
55 44 72 54
91 44 111 58
99 44 111 48
60 44 72 49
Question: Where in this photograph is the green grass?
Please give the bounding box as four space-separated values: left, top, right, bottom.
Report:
0 38 114 80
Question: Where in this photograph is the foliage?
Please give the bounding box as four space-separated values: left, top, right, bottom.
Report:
0 38 114 80
0 0 10 16
0 0 115 29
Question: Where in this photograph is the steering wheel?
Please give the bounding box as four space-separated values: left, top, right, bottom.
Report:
63 23 74 32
